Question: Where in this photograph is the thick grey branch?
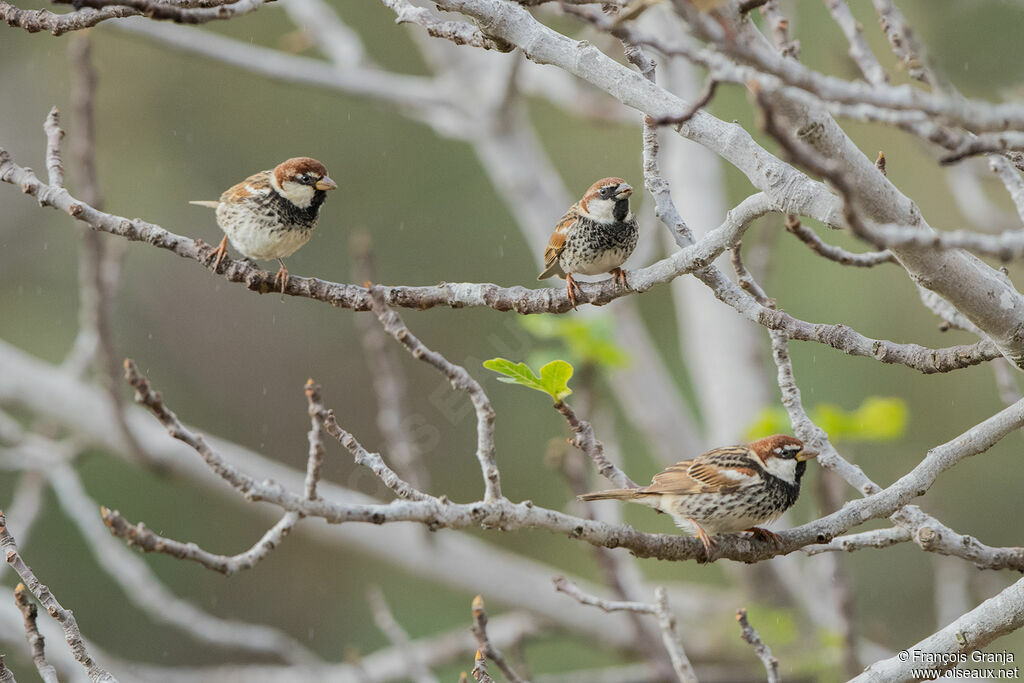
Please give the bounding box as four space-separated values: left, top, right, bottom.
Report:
853 576 1024 681
0 0 136 34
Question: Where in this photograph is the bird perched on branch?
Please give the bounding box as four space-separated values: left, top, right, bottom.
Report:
578 435 814 559
538 177 639 309
191 157 337 292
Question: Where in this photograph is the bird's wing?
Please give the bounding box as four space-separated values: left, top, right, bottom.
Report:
219 170 274 203
644 445 762 495
538 202 581 279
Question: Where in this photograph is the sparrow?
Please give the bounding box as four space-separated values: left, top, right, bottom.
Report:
538 177 639 309
578 435 814 558
190 157 337 292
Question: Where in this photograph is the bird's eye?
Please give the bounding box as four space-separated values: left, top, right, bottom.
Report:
600 186 614 198
296 174 311 185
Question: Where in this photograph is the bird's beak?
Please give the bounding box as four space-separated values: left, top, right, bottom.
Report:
615 183 633 200
316 176 338 191
796 449 817 462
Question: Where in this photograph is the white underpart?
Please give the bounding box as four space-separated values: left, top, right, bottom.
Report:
655 494 785 535
573 247 629 276
215 195 313 261
228 219 312 260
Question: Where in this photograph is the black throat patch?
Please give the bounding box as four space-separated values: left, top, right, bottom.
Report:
612 198 630 222
268 189 327 229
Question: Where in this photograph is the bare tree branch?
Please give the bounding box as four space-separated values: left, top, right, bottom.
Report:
553 578 697 683
824 0 887 86
14 583 58 683
367 286 501 501
784 214 895 267
0 510 116 682
350 234 430 491
101 507 302 576
471 650 494 683
803 527 911 556
471 596 525 683
0 145 1000 374
735 608 779 683
554 401 637 490
0 1 135 34
853 576 1024 681
53 0 267 23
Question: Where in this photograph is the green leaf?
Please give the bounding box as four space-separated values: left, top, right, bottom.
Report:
538 360 574 401
520 315 630 370
483 357 573 402
745 397 909 443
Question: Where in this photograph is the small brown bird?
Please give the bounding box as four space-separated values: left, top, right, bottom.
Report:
538 177 639 309
190 157 337 292
578 435 814 558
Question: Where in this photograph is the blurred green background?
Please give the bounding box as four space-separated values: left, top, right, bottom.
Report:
3 0 1024 679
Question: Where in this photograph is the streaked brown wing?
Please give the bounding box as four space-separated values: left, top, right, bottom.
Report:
644 445 761 495
219 170 272 203
541 202 582 271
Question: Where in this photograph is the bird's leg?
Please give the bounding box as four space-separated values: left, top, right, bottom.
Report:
209 235 229 272
745 527 783 547
690 518 717 562
274 258 290 294
610 267 630 290
565 273 582 310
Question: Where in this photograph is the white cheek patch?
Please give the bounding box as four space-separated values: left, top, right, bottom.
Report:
279 180 315 208
584 198 617 222
763 458 798 483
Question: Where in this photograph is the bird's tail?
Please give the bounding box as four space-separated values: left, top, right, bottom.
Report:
189 200 220 208
537 262 565 280
577 489 644 502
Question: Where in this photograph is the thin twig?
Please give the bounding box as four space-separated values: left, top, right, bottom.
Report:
42 108 64 189
46 464 319 664
651 79 718 127
101 506 301 576
14 583 58 683
784 214 895 267
759 0 799 58
554 402 637 490
0 510 116 682
736 609 779 682
471 650 494 683
304 379 327 501
803 527 911 555
367 286 501 502
553 578 696 682
52 0 268 23
314 396 431 502
990 155 1024 225
350 233 430 491
824 0 887 85
471 595 526 683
